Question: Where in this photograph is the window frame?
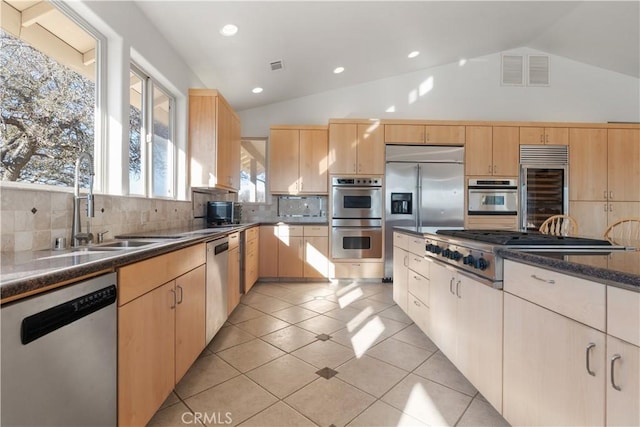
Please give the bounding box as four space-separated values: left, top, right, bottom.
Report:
238 137 269 204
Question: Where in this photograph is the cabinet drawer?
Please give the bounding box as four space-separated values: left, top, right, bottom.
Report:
303 225 328 237
228 232 240 249
408 272 429 306
408 293 430 335
608 286 640 346
393 232 409 251
118 243 206 306
246 227 258 241
504 260 605 331
277 225 303 237
466 215 518 230
333 262 383 279
246 238 258 254
408 253 429 278
407 236 426 256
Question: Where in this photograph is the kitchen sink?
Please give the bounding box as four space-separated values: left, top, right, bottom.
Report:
95 240 157 248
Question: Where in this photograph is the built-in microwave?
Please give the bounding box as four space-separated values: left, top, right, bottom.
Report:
207 201 234 226
467 179 518 215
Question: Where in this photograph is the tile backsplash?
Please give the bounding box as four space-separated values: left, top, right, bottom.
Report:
1 186 200 252
242 196 327 223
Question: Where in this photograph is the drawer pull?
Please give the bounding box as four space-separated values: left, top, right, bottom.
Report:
531 274 555 284
413 275 420 281
177 285 184 304
414 300 421 307
456 280 461 298
413 257 421 263
449 277 455 295
169 289 176 309
585 343 596 376
611 354 622 391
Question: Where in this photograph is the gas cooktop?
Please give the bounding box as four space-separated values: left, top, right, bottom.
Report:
435 229 614 247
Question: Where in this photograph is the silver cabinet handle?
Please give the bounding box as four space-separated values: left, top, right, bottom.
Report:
540 134 544 143
170 289 176 309
414 300 421 307
531 274 555 284
609 190 613 199
488 165 492 173
546 134 549 143
403 255 408 267
177 285 184 304
609 204 613 212
493 165 497 173
604 190 608 199
456 280 461 298
611 354 622 391
604 203 608 212
413 275 420 281
586 343 596 376
449 277 455 294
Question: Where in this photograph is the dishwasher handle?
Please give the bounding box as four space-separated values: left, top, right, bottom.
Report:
214 241 229 255
21 284 117 345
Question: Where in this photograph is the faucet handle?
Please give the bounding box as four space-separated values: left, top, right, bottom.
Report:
97 230 109 243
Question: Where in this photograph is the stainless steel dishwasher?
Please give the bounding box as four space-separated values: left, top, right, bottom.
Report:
1 272 117 426
206 236 229 343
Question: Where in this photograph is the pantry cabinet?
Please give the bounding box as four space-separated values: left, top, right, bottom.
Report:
117 244 206 427
329 122 384 175
270 126 328 194
188 89 240 191
465 126 519 176
520 126 568 145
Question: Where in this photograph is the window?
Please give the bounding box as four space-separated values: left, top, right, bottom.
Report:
128 65 176 198
238 138 267 203
0 1 100 187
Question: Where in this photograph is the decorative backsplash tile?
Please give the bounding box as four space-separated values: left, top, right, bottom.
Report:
278 196 325 217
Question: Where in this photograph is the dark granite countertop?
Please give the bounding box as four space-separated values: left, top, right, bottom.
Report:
0 223 260 303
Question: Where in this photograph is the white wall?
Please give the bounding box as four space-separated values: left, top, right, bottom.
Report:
238 48 640 137
65 1 206 199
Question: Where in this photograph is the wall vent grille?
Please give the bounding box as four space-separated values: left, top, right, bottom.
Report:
501 54 524 86
270 60 284 71
520 144 568 165
528 55 550 86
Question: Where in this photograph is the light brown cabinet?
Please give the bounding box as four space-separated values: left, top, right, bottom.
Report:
189 89 240 191
275 225 329 278
270 127 328 194
227 232 240 314
258 225 279 277
607 129 640 202
569 128 608 201
520 127 568 145
329 122 384 174
465 126 519 176
118 244 206 427
385 124 465 145
425 125 465 145
244 227 259 293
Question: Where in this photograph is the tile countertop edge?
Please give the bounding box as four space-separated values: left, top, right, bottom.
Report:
496 248 640 292
0 223 264 303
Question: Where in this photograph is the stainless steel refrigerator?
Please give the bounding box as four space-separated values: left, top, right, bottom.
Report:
384 145 464 279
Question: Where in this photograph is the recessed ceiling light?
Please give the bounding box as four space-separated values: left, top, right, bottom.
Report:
408 51 420 59
220 24 238 36
333 66 345 74
252 87 263 94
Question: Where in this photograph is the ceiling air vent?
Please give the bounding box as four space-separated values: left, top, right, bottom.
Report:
501 54 524 86
269 60 284 71
528 55 550 86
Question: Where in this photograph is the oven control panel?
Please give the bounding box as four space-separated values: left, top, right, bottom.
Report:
425 237 497 280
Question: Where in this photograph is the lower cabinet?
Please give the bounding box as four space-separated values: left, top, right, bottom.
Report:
228 232 240 314
606 336 640 426
117 244 206 427
429 261 503 412
392 246 409 312
503 292 605 426
244 227 259 292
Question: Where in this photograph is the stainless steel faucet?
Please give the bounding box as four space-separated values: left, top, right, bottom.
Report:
72 152 95 247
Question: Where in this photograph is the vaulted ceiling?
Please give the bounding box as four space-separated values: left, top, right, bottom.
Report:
134 1 639 112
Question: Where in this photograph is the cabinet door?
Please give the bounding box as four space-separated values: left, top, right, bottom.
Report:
503 293 605 427
465 126 493 176
607 201 640 230
278 236 304 277
175 265 206 382
456 274 503 412
426 125 465 145
546 127 569 145
217 99 237 190
304 236 329 278
329 123 357 174
189 94 216 187
569 201 608 239
606 336 640 427
300 129 328 193
520 127 545 145
492 127 519 176
569 128 608 201
270 129 300 193
228 113 241 191
429 262 457 359
259 226 279 277
385 124 424 144
227 247 240 314
392 247 409 311
118 281 175 427
357 123 384 174
608 129 640 202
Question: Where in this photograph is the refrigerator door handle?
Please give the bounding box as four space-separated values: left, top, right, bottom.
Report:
416 164 421 229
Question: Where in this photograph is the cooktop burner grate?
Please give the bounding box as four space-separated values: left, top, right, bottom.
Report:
435 229 614 247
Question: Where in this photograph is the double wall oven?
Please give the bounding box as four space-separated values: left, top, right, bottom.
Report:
331 176 383 259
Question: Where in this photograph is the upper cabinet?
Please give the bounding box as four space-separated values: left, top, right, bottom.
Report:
465 126 519 176
607 129 640 202
329 122 384 175
385 124 465 145
270 126 328 194
520 127 568 145
188 89 240 191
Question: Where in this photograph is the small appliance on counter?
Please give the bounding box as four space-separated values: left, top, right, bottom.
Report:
206 201 235 226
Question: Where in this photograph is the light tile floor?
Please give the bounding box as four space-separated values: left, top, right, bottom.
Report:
148 280 510 427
